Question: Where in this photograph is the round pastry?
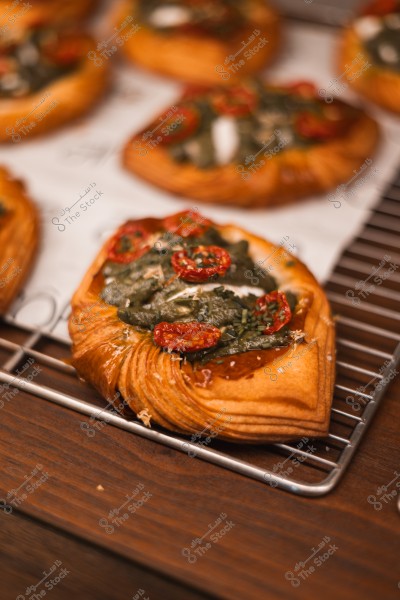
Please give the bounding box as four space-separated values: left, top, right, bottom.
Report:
115 0 281 85
339 0 400 114
123 79 380 208
69 210 335 443
0 24 108 143
0 166 39 315
0 0 98 33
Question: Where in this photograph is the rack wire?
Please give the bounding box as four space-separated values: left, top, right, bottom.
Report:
0 170 399 497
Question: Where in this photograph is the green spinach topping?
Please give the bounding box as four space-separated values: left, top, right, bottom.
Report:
362 18 400 72
161 80 357 170
101 226 297 362
138 0 245 38
0 28 80 99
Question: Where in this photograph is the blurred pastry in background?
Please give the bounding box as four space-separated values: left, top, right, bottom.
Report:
0 0 99 33
122 79 379 209
339 0 400 114
115 0 281 85
0 166 39 315
0 24 108 142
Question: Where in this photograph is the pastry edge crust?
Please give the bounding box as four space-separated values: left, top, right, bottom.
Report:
0 166 39 314
0 0 97 31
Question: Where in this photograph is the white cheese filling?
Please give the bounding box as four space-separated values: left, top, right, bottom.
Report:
211 116 240 165
354 16 382 40
166 283 266 302
378 43 399 64
149 6 191 28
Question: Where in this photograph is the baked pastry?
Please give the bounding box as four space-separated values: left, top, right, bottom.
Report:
69 210 335 443
0 166 39 314
123 79 379 208
339 0 400 114
0 24 108 143
0 0 98 33
115 0 280 85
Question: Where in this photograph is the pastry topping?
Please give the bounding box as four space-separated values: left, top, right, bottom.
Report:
354 16 383 39
378 42 399 62
0 27 89 99
149 5 192 28
139 0 245 39
362 0 399 16
107 223 150 263
254 291 292 335
144 80 360 170
295 111 347 140
102 214 299 361
211 116 240 165
284 81 318 98
153 321 221 351
212 86 258 117
355 1 400 71
385 13 400 27
164 209 211 237
166 283 266 301
41 32 89 66
171 245 231 281
161 105 200 144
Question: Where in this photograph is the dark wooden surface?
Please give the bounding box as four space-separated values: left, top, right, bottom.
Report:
0 337 399 600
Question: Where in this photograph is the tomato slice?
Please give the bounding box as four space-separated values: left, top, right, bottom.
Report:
0 57 11 75
254 291 292 335
42 32 89 66
107 223 150 263
171 245 231 282
212 86 258 117
178 0 241 36
160 105 200 145
361 0 399 16
153 321 221 352
163 210 212 238
295 111 345 140
284 81 318 99
182 84 212 102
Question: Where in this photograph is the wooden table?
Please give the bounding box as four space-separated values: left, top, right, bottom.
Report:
0 323 399 600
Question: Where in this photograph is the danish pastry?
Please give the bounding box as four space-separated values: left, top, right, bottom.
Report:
116 0 281 85
69 210 335 443
0 166 39 314
123 79 379 208
339 0 400 114
0 24 108 142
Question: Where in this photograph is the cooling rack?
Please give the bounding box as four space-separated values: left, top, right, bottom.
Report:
0 170 399 497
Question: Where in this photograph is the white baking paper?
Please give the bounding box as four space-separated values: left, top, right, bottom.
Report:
0 20 399 341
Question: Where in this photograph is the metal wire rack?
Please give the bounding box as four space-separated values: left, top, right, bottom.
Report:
0 170 399 497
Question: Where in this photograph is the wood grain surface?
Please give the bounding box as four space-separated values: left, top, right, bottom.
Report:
0 341 399 600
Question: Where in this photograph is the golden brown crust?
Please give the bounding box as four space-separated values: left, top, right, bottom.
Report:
339 27 400 114
69 217 335 443
0 35 109 143
0 166 39 314
123 107 379 209
0 0 98 32
116 0 281 85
